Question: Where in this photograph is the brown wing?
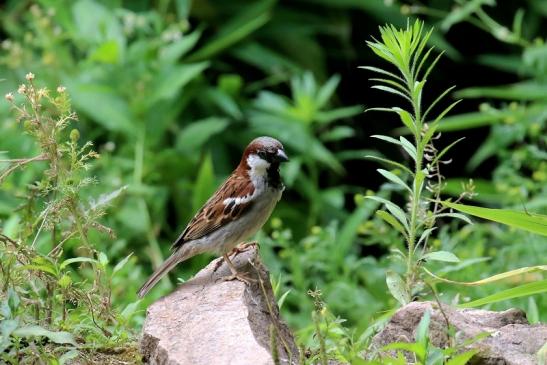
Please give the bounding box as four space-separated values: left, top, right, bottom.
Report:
171 172 255 251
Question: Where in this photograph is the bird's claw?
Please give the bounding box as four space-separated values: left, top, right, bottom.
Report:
221 272 256 285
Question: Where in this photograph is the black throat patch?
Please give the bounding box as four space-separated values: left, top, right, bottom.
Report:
266 162 283 190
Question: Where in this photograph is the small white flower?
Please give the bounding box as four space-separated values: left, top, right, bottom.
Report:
25 72 35 81
57 86 66 93
18 84 27 94
5 92 14 102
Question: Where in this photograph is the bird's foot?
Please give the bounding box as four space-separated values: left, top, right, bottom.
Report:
221 271 256 285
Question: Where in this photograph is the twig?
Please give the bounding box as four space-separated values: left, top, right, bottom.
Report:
0 154 48 183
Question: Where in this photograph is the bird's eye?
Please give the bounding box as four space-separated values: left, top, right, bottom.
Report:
258 151 267 159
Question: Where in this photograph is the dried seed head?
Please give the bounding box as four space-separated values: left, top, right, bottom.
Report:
25 72 35 81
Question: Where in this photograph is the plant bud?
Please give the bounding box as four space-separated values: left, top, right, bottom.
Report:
70 129 80 142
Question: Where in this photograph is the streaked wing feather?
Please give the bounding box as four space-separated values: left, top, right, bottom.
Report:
171 173 255 250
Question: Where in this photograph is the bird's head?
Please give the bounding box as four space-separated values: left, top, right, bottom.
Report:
240 136 289 176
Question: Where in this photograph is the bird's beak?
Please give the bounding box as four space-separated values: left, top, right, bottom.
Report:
276 149 289 162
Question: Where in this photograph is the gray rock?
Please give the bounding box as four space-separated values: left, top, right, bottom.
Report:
140 245 299 365
371 301 547 365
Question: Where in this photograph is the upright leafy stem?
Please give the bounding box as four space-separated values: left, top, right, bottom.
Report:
362 20 466 303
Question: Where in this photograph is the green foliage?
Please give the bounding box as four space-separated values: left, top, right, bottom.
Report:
0 77 140 363
364 19 469 303
1 0 546 364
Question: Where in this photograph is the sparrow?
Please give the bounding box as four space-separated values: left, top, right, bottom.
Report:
137 136 289 298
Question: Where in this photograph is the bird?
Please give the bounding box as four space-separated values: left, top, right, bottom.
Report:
137 136 289 298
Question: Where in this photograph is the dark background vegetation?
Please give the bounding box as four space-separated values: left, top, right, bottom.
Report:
0 0 545 363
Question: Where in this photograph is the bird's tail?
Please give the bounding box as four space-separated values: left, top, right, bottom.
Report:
137 248 191 298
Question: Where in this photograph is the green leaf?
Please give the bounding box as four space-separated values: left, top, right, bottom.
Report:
147 62 209 106
160 29 201 63
394 108 416 135
441 0 495 31
365 196 409 231
187 0 273 62
459 279 547 308
377 169 411 193
422 251 460 263
442 201 547 236
415 310 430 359
176 117 229 152
424 265 547 286
98 252 109 267
365 155 413 175
277 289 291 310
66 82 133 134
113 253 133 275
12 325 77 346
446 350 479 365
399 136 417 161
376 210 407 238
316 74 340 109
434 212 473 225
60 257 97 270
386 270 410 305
192 153 216 213
455 81 547 101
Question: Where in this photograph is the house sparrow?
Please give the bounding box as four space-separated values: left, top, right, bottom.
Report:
137 136 288 297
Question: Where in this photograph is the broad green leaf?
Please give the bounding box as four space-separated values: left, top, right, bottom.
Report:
1 319 18 338
60 257 97 270
443 201 547 236
422 251 460 263
176 117 229 152
386 270 410 305
459 279 547 308
424 265 547 286
73 0 125 50
66 82 133 134
13 326 77 346
147 62 209 106
192 153 216 213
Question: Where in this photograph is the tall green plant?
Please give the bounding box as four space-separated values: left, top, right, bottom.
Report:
365 19 547 307
362 20 466 303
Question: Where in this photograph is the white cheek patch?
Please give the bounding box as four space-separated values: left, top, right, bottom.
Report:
247 154 270 175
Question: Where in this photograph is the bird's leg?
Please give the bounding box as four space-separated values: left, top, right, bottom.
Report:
228 241 260 257
221 254 256 285
213 241 259 274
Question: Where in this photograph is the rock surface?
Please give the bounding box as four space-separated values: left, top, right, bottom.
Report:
372 301 547 365
140 245 299 365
